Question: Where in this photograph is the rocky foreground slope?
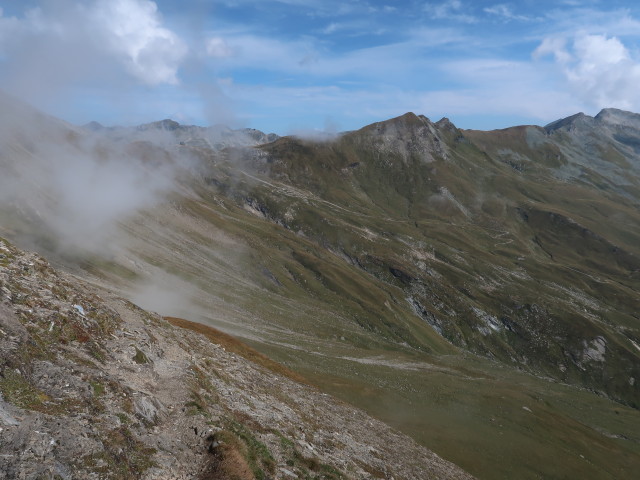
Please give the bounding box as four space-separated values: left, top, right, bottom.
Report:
0 237 473 480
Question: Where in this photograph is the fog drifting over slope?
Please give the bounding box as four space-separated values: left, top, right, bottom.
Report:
0 91 188 255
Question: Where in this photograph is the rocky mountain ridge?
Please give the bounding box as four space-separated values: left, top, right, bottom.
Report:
0 237 472 479
82 118 279 152
246 108 639 404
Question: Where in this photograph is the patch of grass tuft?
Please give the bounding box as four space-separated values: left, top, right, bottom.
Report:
132 347 148 364
0 369 49 411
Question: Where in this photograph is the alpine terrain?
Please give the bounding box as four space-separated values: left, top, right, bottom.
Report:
1 91 639 479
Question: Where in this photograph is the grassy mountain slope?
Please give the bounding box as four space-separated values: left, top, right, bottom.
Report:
246 112 640 406
1 97 639 479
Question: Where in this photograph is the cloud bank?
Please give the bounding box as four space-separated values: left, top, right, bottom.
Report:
0 91 186 256
0 0 186 109
534 33 640 110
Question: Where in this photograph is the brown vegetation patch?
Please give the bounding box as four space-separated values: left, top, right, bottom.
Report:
165 316 309 385
200 436 255 480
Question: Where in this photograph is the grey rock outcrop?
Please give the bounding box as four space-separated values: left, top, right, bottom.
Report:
0 237 473 479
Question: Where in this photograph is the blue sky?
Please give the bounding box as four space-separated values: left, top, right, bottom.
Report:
2 0 640 134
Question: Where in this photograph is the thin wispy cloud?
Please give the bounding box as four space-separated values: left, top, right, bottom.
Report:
424 0 478 24
206 37 235 58
484 4 535 22
1 0 640 132
541 6 640 35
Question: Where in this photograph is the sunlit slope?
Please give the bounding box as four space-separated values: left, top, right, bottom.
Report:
1 98 639 479
72 150 640 480
238 112 640 408
99 111 640 479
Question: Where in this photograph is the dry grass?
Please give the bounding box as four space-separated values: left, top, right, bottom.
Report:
200 436 255 480
165 316 309 385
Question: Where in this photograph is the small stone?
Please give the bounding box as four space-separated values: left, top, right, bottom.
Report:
282 468 298 478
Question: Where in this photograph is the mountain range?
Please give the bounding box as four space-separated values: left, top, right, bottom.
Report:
0 91 639 479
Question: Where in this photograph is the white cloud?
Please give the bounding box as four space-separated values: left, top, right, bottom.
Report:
318 17 388 37
0 91 187 255
89 0 187 85
484 4 532 22
535 34 640 110
0 10 21 50
219 0 371 18
543 7 640 38
206 37 234 58
0 0 187 104
533 37 571 63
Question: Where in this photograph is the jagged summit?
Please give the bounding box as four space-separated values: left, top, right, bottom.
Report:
344 111 451 163
359 112 431 133
435 117 456 130
353 111 463 139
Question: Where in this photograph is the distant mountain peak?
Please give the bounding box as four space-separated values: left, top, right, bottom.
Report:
82 121 105 131
362 112 429 131
391 111 429 126
595 108 640 129
435 117 457 131
544 112 593 132
545 108 640 133
137 118 181 131
358 113 463 137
